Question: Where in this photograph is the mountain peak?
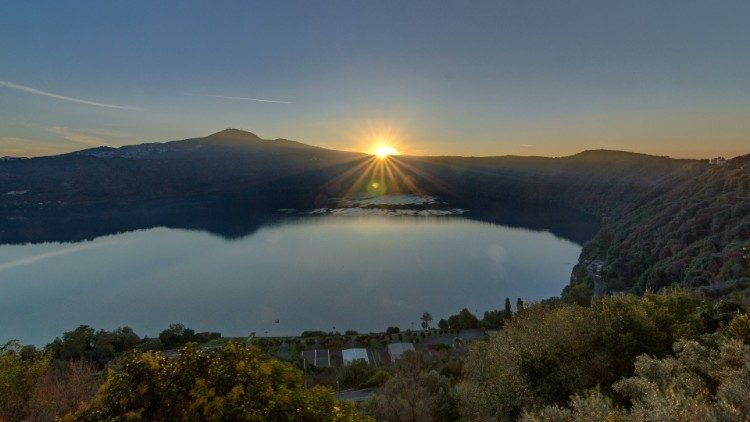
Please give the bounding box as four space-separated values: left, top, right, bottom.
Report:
206 128 262 141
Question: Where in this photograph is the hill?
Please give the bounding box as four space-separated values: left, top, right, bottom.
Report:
568 154 750 302
0 129 360 211
1 129 747 300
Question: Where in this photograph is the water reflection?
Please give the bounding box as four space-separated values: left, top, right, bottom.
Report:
0 198 599 246
0 216 583 345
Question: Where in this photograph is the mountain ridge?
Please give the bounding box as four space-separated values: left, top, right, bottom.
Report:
1 129 747 302
13 128 741 161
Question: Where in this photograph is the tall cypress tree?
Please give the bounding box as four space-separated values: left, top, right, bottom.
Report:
504 297 512 319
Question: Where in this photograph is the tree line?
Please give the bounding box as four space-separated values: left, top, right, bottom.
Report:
3 290 750 420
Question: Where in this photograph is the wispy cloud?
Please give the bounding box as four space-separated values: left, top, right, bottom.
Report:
186 93 291 104
0 80 140 110
47 126 113 147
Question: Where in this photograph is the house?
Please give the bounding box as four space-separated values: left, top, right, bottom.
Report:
387 342 415 362
342 348 371 365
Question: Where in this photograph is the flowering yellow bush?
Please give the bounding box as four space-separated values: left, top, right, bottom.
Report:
66 342 363 421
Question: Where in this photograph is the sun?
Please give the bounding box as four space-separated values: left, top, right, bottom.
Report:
373 146 400 159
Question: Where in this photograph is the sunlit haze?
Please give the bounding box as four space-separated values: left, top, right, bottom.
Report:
373 146 400 159
1 1 749 158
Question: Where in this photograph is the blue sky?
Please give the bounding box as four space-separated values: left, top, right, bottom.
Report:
1 0 748 157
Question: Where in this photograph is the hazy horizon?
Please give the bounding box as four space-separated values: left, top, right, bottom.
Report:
2 1 749 159
3 127 746 161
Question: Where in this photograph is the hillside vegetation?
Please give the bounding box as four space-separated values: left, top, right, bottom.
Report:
568 154 750 303
3 290 749 420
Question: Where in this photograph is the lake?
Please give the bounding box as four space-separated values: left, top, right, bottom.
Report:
0 215 582 345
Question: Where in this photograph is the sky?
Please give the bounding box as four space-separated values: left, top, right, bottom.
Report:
1 0 749 158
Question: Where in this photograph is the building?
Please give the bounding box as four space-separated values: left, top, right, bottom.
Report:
301 349 333 367
386 342 415 362
342 348 371 365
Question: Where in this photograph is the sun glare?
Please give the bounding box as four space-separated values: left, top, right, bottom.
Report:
373 146 399 159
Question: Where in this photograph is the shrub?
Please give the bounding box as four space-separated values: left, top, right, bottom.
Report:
26 360 99 421
459 290 707 419
0 341 50 421
521 338 750 421
341 360 376 389
67 342 359 421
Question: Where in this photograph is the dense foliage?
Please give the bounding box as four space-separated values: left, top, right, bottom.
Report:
47 325 141 366
0 341 50 421
459 290 747 420
3 292 750 420
68 342 359 421
569 155 750 302
363 350 461 421
521 335 750 421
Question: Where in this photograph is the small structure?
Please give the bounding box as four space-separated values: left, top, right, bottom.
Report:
342 348 370 365
301 349 332 368
387 342 415 362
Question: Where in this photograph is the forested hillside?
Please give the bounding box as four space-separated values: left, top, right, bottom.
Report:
568 154 750 302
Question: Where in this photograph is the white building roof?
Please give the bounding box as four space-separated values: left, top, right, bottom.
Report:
342 348 370 365
387 342 415 361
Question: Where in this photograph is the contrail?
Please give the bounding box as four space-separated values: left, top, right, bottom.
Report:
0 239 126 273
0 80 141 110
186 93 292 104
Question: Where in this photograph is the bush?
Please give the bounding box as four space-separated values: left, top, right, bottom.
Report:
193 331 221 343
0 341 50 421
363 369 390 388
482 309 505 329
26 360 99 421
158 323 195 349
447 308 480 330
460 290 708 419
67 342 359 421
341 360 377 389
363 351 459 421
521 338 750 421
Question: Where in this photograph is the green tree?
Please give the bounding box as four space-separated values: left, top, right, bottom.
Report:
91 327 141 365
158 323 195 349
521 338 750 421
421 312 433 330
341 360 376 389
447 308 479 330
68 342 360 421
517 298 525 313
504 297 512 319
0 340 50 421
460 290 707 420
47 325 96 361
482 310 505 330
437 319 449 330
363 351 459 421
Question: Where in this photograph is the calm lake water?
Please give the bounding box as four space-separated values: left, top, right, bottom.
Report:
0 216 582 345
